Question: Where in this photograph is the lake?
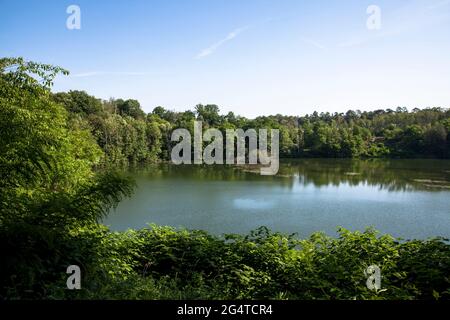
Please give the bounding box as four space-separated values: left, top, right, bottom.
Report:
104 159 450 239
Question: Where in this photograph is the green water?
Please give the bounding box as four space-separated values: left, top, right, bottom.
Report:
104 159 450 239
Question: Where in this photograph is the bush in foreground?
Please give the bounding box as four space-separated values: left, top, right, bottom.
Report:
4 225 447 300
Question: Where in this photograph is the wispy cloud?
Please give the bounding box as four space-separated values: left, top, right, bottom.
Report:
299 36 326 50
195 26 249 59
71 71 147 78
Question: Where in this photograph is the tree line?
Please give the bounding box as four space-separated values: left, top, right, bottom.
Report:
52 91 450 165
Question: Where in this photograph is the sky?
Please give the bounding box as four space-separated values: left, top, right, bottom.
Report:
1 0 450 118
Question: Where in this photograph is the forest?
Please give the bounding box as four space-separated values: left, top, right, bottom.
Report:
51 86 450 165
1 57 449 300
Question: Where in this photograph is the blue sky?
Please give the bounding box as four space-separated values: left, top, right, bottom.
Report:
1 0 450 117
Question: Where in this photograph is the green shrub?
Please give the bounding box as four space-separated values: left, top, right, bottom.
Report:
2 223 449 300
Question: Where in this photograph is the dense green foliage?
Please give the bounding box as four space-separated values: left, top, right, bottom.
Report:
4 224 450 300
51 89 450 165
0 57 134 298
1 57 449 300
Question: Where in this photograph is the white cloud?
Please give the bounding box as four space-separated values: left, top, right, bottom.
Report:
195 26 248 59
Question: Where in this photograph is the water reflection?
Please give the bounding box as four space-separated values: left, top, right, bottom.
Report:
105 159 450 239
129 159 450 192
233 198 275 210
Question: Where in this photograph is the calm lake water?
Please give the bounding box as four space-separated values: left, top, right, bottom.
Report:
104 159 450 239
